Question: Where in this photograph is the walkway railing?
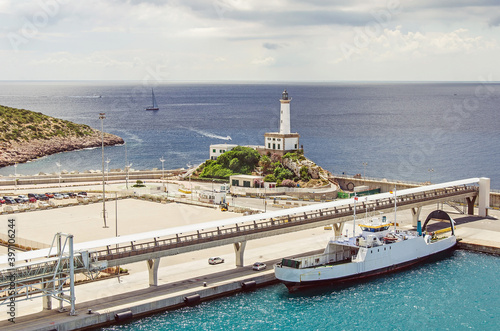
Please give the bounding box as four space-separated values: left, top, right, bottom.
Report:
91 185 478 262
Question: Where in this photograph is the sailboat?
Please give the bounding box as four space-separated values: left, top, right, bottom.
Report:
145 89 159 111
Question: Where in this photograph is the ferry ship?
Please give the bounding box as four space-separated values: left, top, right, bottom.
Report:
274 210 457 291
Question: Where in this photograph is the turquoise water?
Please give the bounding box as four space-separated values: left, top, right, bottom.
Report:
101 251 500 330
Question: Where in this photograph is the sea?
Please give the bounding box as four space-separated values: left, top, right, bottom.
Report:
100 250 500 331
0 81 499 189
1 82 499 329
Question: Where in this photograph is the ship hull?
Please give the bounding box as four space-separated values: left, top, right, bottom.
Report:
276 237 456 292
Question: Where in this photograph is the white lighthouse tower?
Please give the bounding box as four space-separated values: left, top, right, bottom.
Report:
261 89 300 156
279 89 291 134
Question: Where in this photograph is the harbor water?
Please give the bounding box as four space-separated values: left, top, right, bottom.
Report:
0 81 499 188
0 82 499 329
100 250 500 330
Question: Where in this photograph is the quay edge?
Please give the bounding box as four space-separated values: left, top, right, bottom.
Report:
12 241 499 331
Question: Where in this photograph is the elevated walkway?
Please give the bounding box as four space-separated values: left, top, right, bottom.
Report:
0 178 489 315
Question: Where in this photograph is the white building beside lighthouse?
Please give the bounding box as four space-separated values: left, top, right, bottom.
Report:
261 89 300 156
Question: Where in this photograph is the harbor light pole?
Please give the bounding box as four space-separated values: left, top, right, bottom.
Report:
362 162 368 184
99 112 108 228
190 174 192 201
428 168 434 184
126 163 132 190
56 162 61 187
160 157 165 193
14 163 17 192
106 158 110 184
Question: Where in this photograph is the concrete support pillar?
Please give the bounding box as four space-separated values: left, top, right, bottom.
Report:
42 280 52 310
233 241 247 267
411 207 422 227
146 258 160 287
478 177 490 217
333 222 344 237
466 196 476 215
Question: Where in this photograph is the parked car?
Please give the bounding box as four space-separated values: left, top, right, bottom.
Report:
17 195 29 203
45 193 54 198
78 192 87 196
68 193 77 198
29 197 37 203
4 198 15 205
62 194 70 199
37 194 49 201
252 262 267 271
0 198 5 204
208 257 225 265
14 198 23 204
28 193 37 199
53 193 64 200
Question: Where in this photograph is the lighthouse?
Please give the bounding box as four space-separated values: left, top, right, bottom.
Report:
280 89 291 134
261 89 300 156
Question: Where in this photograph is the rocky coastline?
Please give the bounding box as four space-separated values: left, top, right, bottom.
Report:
0 130 124 168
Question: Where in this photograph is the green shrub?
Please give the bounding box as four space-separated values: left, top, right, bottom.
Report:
264 174 276 182
300 166 311 180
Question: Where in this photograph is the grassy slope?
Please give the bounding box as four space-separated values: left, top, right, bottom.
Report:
0 105 94 142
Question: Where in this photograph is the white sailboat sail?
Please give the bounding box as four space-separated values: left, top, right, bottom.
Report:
145 89 159 111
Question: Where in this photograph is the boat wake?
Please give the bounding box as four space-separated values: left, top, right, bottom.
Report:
188 128 231 141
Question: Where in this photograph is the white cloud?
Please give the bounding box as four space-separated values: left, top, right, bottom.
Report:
251 57 276 66
334 27 498 64
0 0 499 80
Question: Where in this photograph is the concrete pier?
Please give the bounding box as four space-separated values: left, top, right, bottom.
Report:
0 201 498 330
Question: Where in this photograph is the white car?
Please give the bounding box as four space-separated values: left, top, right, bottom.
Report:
252 262 266 271
53 193 64 200
208 257 224 265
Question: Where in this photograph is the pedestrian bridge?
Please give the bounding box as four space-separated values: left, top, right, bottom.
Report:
0 178 490 314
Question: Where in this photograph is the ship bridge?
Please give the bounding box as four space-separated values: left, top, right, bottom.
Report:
0 178 489 314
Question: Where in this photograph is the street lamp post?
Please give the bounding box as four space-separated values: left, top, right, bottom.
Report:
126 163 132 190
56 162 61 187
160 157 165 193
362 162 368 184
14 163 17 192
428 168 434 184
99 112 108 228
264 182 267 212
106 158 110 184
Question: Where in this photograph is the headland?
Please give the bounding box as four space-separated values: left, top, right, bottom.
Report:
0 105 124 167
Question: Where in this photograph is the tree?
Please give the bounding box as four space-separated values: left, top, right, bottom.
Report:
259 155 272 174
264 174 276 182
300 166 311 181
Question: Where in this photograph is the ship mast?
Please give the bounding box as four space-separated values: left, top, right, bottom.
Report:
393 185 397 232
352 194 357 239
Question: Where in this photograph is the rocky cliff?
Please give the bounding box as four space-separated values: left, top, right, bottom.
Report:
0 130 124 167
0 105 124 167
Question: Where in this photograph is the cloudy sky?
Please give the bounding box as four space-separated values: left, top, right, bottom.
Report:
0 0 499 81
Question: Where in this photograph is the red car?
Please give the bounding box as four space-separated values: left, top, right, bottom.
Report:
45 193 54 198
29 197 37 203
0 198 5 204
